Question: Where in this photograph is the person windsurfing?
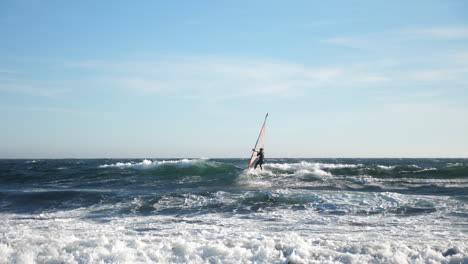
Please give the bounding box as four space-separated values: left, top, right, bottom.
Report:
252 148 265 170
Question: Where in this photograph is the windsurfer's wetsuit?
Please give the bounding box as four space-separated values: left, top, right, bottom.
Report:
254 150 264 170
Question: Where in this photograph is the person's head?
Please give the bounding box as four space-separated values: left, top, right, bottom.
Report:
260 148 264 151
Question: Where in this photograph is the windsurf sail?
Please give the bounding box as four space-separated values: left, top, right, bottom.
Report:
248 113 268 168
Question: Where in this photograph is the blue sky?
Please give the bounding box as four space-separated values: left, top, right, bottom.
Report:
1 0 467 158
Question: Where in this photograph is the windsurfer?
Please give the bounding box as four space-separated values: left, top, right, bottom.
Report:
252 148 265 170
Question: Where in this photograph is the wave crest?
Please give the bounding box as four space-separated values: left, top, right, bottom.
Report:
99 159 198 169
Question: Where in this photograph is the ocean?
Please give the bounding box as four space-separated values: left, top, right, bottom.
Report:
0 158 467 263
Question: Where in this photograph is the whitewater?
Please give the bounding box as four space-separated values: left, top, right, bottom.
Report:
0 158 467 263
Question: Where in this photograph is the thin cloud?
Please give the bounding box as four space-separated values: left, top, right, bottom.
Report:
357 76 391 83
77 56 348 99
110 78 168 93
323 25 468 51
406 26 468 40
322 37 359 48
449 51 468 66
408 68 468 81
0 68 16 74
4 106 80 113
0 83 70 97
68 53 466 101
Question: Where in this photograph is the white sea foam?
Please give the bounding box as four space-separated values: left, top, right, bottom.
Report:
99 159 197 168
447 162 464 167
235 162 367 189
265 161 361 178
237 169 275 188
377 165 395 170
414 167 438 173
151 191 238 212
376 164 424 171
1 190 466 264
267 161 361 171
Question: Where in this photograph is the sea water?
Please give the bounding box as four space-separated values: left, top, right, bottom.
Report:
0 158 467 263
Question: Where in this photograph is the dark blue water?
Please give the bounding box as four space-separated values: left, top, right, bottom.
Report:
1 158 467 215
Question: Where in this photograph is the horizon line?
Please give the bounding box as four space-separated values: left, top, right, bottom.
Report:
1 157 467 160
